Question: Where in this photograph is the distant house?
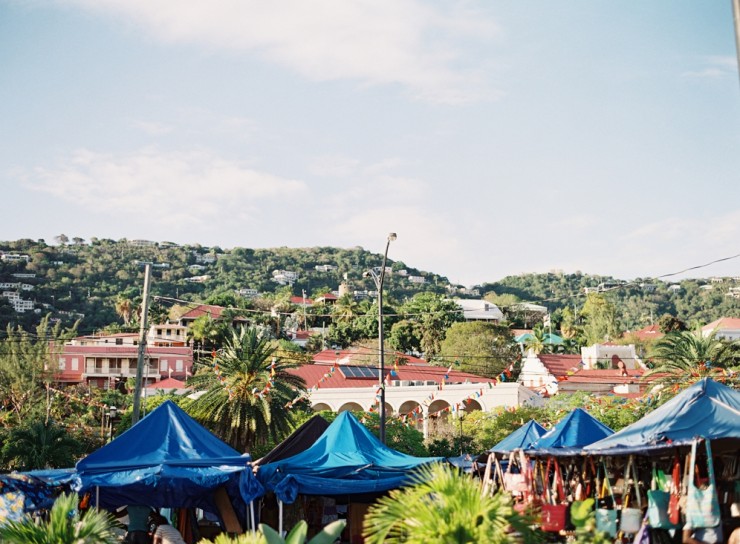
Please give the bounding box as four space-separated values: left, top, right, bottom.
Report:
290 295 314 307
314 264 337 272
453 299 503 322
518 350 646 397
407 275 426 284
54 325 194 389
624 324 664 343
314 293 338 305
176 304 249 329
701 317 740 341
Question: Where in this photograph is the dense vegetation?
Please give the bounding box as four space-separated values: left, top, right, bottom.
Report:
1 237 738 336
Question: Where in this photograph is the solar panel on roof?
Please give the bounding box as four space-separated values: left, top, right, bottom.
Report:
339 365 379 379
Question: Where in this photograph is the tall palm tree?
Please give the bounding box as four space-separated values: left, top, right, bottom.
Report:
363 463 541 544
114 296 133 326
187 327 306 452
0 492 118 544
643 329 740 387
1 419 82 471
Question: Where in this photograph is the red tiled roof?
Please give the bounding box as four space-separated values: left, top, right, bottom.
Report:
312 347 429 366
315 293 337 301
288 363 495 390
290 296 314 305
562 368 644 384
626 324 665 341
702 317 740 331
179 304 226 320
146 377 189 389
537 354 584 377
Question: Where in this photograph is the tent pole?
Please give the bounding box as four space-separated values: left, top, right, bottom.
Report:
95 486 99 511
278 499 283 536
250 501 255 532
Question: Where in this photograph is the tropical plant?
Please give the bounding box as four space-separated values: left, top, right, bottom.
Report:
187 327 306 452
643 329 740 387
261 520 346 544
0 418 85 471
114 296 134 326
437 321 520 378
363 463 541 544
198 520 345 544
0 492 119 544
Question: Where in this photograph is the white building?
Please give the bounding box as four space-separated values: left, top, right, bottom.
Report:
453 298 504 322
701 317 740 341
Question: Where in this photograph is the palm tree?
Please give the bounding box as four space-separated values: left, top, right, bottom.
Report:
114 296 133 326
363 463 541 544
643 329 740 387
187 327 306 452
1 419 83 471
0 492 118 544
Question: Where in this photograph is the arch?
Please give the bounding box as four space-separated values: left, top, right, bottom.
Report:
427 399 451 436
398 400 423 432
311 402 333 412
462 399 482 412
337 402 364 413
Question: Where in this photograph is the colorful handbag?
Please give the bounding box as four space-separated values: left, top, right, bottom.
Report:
619 456 643 535
648 464 678 529
596 461 618 537
684 439 720 529
541 458 568 532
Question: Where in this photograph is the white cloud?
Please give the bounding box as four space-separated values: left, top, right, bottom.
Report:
682 55 737 78
64 0 501 103
22 148 307 227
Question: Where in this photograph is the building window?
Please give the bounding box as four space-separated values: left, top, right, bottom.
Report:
176 360 183 371
160 360 168 372
71 358 79 371
58 358 66 370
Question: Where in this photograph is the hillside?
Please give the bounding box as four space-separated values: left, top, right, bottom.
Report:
1 237 738 334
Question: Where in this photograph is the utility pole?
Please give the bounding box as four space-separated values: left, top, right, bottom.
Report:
734 0 740 86
131 264 152 424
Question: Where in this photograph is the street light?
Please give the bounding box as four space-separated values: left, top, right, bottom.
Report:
363 232 397 444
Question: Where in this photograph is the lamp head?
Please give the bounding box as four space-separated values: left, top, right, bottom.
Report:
388 233 397 242
362 271 370 278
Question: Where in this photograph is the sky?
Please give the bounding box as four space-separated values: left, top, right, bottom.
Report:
1 1 739 286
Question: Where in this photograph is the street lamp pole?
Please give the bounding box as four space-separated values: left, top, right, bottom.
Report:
376 233 396 444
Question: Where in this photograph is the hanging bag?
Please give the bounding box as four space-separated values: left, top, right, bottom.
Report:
596 461 618 537
541 458 569 532
571 457 597 529
668 454 682 525
503 449 529 495
684 439 720 529
619 455 643 535
648 462 679 529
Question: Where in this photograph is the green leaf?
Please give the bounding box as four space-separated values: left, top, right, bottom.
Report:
259 523 285 544
284 520 308 544
307 520 346 544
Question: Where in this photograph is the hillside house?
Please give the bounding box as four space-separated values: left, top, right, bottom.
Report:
453 298 504 322
701 317 740 341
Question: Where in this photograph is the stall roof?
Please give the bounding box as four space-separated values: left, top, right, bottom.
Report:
490 420 547 454
257 411 442 503
527 408 613 456
253 415 330 467
585 378 740 455
76 400 262 510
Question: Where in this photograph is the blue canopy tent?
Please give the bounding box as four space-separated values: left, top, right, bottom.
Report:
76 400 263 516
584 378 740 455
526 408 613 456
257 411 443 504
490 420 547 454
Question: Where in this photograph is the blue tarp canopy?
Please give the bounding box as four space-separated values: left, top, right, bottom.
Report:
447 453 476 473
257 411 443 503
526 408 613 456
76 400 263 512
585 378 740 455
490 420 547 454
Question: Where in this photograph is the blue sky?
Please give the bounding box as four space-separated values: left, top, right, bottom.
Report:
1 1 739 286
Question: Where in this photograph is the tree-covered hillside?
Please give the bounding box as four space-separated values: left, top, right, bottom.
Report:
0 237 449 333
1 237 738 335
482 272 740 332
